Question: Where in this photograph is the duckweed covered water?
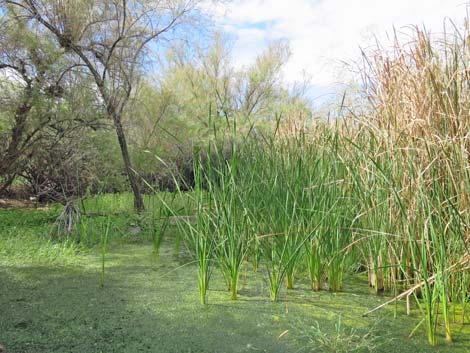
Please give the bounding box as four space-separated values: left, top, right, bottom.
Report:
1 237 470 353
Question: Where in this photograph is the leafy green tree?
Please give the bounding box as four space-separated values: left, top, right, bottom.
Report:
0 12 103 193
3 0 207 212
124 34 311 188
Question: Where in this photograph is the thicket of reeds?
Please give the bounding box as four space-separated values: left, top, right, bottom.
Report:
170 19 470 346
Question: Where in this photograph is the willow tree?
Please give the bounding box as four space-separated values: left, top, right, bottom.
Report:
2 0 202 211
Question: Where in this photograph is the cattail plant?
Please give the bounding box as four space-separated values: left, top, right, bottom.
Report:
100 217 111 288
151 207 170 257
356 20 470 345
179 162 216 305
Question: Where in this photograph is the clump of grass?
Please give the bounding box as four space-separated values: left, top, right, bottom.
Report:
260 230 308 301
76 217 98 246
306 234 324 291
151 208 170 257
201 145 251 300
298 316 383 353
170 158 216 304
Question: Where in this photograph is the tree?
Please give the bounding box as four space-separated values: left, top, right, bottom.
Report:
146 35 300 128
0 11 103 193
121 35 310 191
235 40 292 119
2 0 203 212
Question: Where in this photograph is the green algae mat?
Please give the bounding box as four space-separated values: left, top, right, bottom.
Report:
1 242 469 353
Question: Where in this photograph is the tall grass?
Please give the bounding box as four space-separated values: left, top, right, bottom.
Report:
100 217 111 288
151 205 170 257
159 17 470 347
171 160 215 304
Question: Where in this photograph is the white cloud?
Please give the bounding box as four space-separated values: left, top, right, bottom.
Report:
209 0 467 87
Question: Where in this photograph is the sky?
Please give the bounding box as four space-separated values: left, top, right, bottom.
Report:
208 0 468 102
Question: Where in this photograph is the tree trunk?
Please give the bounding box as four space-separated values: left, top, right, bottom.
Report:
0 174 16 194
112 113 145 213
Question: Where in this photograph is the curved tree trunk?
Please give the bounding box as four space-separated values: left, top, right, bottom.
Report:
112 114 145 213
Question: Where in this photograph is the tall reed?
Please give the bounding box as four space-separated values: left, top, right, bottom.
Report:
100 217 111 288
356 20 470 344
159 22 470 343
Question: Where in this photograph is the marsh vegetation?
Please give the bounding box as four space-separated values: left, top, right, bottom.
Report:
1 1 470 352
